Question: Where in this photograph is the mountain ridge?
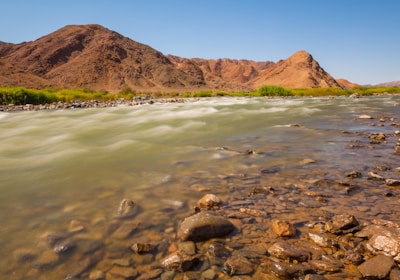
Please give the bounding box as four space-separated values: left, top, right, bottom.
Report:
0 24 355 93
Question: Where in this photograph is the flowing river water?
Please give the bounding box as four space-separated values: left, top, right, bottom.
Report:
1 96 400 279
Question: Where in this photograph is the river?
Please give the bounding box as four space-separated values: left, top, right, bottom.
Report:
0 96 399 279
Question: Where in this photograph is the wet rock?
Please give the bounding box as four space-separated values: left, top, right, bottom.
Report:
116 198 139 218
208 240 231 258
358 254 394 279
68 219 87 233
112 221 140 239
161 251 200 272
367 233 400 260
386 178 400 186
53 237 76 254
108 265 138 279
75 238 104 254
346 170 362 178
130 243 154 254
178 241 196 255
34 249 60 270
310 259 343 273
272 220 296 237
223 256 254 276
325 214 359 233
359 114 373 119
269 261 313 278
345 250 364 265
177 211 235 241
368 171 385 180
65 257 92 279
12 248 38 263
239 207 266 217
308 232 338 248
40 231 66 247
390 268 400 280
197 194 222 209
268 241 310 262
369 133 386 141
137 268 163 280
89 270 105 280
201 269 217 280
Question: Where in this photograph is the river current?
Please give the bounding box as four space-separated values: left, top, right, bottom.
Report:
0 96 399 279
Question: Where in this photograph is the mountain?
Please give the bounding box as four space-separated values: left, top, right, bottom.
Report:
374 80 400 87
247 50 341 88
0 24 346 93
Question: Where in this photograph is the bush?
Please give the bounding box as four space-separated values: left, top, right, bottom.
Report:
258 85 292 96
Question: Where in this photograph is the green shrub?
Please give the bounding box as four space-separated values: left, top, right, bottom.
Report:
258 85 292 96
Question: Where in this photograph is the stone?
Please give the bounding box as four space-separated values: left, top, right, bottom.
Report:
386 179 400 186
268 241 310 262
197 194 222 209
53 238 76 254
112 221 140 239
223 256 254 276
13 248 38 263
367 234 400 260
68 219 87 233
308 232 338 248
130 243 154 254
310 259 343 273
177 212 235 241
34 250 60 270
272 220 296 237
208 241 230 258
390 268 400 280
359 114 373 119
161 251 199 272
89 270 105 280
358 254 394 279
116 198 139 218
269 262 313 278
325 214 359 233
108 266 138 278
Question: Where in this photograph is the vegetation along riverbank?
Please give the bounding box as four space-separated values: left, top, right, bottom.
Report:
0 85 399 111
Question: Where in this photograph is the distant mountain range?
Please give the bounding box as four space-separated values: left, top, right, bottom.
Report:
0 24 374 93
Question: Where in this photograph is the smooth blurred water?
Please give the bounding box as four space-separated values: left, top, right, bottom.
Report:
0 96 399 278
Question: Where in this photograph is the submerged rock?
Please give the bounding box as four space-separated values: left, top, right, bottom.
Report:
161 251 199 272
272 219 296 237
268 241 310 262
177 211 235 241
197 194 222 209
116 198 139 218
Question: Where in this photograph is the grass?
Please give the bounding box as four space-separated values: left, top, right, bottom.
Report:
0 85 399 106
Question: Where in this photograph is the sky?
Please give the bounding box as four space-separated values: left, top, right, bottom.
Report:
1 0 399 85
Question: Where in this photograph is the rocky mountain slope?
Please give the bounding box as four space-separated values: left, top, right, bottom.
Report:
0 24 348 93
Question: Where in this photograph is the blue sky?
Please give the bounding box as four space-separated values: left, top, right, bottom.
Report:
1 0 399 85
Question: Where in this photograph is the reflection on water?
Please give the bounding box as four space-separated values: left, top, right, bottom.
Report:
0 96 399 278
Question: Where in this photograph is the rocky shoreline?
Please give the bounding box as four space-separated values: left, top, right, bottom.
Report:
0 97 186 112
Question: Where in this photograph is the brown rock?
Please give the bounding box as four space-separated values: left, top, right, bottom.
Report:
325 214 359 233
130 243 154 254
108 266 138 279
197 194 222 209
269 262 313 278
272 220 296 237
268 241 310 262
223 256 254 276
177 212 235 241
116 198 139 218
358 255 394 279
161 251 199 272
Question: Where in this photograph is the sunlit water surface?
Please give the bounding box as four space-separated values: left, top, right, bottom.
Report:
1 96 399 278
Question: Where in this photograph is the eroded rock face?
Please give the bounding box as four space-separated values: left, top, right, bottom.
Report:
177 212 234 241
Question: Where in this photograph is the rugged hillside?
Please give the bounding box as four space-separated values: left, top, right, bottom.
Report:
0 24 347 92
0 24 205 92
248 51 342 88
375 80 400 87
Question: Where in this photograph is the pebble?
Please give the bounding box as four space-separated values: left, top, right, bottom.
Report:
272 219 296 237
197 194 222 209
116 198 139 218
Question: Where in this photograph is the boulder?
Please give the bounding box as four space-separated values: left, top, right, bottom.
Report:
177 212 235 241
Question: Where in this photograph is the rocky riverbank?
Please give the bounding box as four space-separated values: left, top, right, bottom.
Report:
0 97 186 112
